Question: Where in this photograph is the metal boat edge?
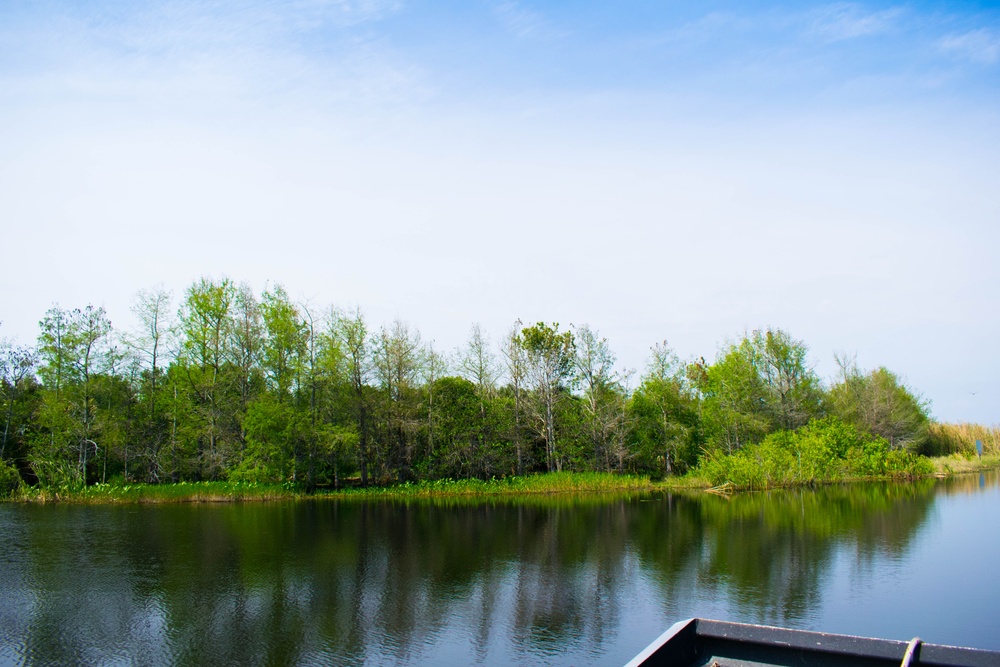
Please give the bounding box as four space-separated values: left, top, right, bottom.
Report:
625 618 1000 667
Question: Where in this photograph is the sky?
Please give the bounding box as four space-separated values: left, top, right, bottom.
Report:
1 0 998 423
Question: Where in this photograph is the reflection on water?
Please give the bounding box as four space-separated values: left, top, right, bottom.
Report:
1 473 999 666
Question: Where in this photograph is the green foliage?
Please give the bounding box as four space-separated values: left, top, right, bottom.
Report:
4 279 972 499
518 323 575 377
18 480 296 503
260 284 307 398
232 396 309 483
518 322 576 473
0 458 21 498
698 417 933 490
629 366 701 475
690 328 822 454
828 363 929 450
335 471 659 499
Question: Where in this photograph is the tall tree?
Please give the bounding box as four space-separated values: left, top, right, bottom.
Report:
689 341 770 454
630 341 700 475
499 321 528 475
457 324 499 477
753 328 822 431
260 285 307 402
518 322 575 473
300 301 326 492
127 286 173 481
572 324 622 471
829 355 929 450
128 287 172 424
178 278 235 479
36 305 112 486
372 319 423 482
421 342 448 476
228 282 264 435
0 336 38 461
691 328 820 453
337 308 372 486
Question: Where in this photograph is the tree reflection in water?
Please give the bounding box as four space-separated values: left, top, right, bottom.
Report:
3 474 994 667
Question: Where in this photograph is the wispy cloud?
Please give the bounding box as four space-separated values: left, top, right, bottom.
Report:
940 28 1000 65
268 0 403 30
806 3 903 42
0 0 427 125
491 1 560 40
655 11 752 46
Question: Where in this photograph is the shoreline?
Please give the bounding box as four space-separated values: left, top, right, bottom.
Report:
5 455 998 505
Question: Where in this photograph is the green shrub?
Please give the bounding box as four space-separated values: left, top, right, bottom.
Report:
0 459 22 498
697 417 933 490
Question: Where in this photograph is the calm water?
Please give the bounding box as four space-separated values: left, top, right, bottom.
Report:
2 473 1000 666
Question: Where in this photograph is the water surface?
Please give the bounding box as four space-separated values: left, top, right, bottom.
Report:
1 472 999 666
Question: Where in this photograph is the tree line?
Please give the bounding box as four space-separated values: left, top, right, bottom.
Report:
0 277 932 491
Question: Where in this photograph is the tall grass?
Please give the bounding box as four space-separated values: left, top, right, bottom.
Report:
8 473 701 504
16 481 297 504
929 454 1000 475
329 472 697 500
925 422 1000 457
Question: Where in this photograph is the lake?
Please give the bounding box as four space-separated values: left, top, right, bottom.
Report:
2 472 999 666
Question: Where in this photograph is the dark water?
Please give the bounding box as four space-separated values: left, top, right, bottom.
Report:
2 473 1000 666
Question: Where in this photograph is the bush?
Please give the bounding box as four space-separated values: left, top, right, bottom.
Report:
0 459 22 498
697 417 933 490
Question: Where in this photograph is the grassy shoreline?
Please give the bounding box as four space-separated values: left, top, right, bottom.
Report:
5 457 999 504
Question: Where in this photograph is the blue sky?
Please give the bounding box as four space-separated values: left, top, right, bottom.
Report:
1 1 998 422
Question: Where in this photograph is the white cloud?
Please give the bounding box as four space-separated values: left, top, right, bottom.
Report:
655 11 751 46
491 1 560 40
940 28 1000 65
285 0 402 28
807 3 903 42
1 1 999 424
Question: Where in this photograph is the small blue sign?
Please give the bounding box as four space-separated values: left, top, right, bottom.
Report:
976 439 983 458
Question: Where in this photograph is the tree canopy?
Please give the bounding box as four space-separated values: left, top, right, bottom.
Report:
0 282 937 490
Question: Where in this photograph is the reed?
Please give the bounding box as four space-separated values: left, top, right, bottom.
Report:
925 422 1000 456
16 480 298 504
328 472 697 499
929 453 1000 475
7 473 703 504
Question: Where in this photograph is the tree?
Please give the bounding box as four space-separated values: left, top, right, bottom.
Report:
260 285 307 402
300 301 330 492
128 287 172 424
691 328 821 453
0 337 38 461
689 342 769 454
236 394 308 483
126 286 173 481
518 322 575 473
336 307 372 486
499 321 529 475
421 342 449 477
630 341 700 475
372 319 423 482
93 346 140 483
178 278 235 479
425 375 479 478
829 355 929 450
35 305 111 486
230 282 265 414
572 324 623 472
753 328 822 431
456 324 499 477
